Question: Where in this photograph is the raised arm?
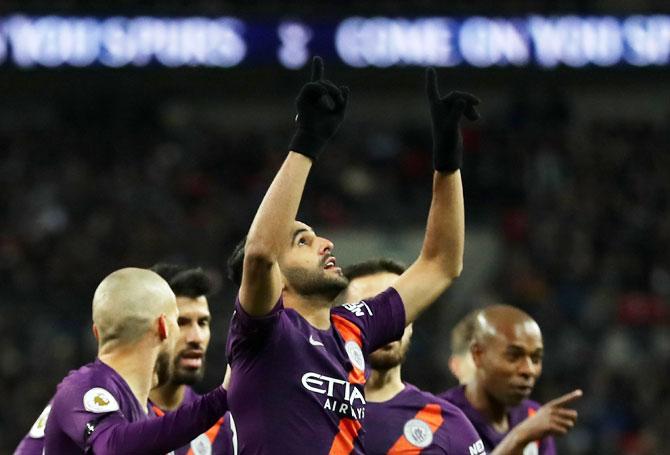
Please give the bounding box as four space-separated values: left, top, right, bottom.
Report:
239 57 349 316
393 68 479 324
89 387 228 454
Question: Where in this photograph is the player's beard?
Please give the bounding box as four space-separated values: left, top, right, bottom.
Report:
154 349 173 388
369 338 411 371
283 265 348 301
171 353 206 386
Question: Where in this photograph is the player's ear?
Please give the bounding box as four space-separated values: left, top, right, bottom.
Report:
470 342 484 367
92 323 99 342
157 314 168 341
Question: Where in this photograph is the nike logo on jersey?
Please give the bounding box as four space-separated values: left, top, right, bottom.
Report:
309 335 325 347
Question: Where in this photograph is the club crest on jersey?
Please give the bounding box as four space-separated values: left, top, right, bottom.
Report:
28 404 52 438
403 418 433 448
523 441 539 455
345 340 365 371
190 433 212 455
83 388 120 413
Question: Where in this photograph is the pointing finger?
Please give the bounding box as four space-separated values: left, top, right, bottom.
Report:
311 56 324 82
425 67 440 102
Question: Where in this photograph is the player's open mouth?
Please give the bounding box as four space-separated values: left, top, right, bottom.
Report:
323 256 340 272
179 351 204 369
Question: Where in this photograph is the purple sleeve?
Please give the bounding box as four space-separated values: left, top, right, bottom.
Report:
333 287 406 354
444 406 486 454
14 402 51 455
225 295 284 362
12 437 44 455
89 387 227 454
540 435 557 455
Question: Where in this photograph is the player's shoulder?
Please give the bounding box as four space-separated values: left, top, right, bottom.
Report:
438 385 467 406
52 360 123 413
408 384 468 418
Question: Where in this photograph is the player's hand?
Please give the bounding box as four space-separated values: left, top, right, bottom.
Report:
513 389 582 443
425 67 480 172
289 56 350 160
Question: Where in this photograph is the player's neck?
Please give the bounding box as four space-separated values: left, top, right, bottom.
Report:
284 291 332 330
365 365 404 402
99 344 156 414
149 382 187 412
464 380 509 432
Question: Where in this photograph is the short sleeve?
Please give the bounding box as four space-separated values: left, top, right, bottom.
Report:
225 295 284 363
444 405 486 454
332 287 406 354
50 384 126 450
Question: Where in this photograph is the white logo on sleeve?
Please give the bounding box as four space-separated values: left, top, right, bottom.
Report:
28 404 52 438
403 419 433 448
469 439 486 455
190 433 212 455
344 341 365 371
309 335 325 347
342 301 373 317
83 388 120 413
523 441 539 455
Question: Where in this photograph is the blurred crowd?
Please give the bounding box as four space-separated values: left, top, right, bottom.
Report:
0 84 669 455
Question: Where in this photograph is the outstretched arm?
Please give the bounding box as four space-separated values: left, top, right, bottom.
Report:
393 68 479 324
239 57 349 316
490 389 582 455
89 387 228 454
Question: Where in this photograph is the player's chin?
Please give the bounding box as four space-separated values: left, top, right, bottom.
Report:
507 387 532 404
174 368 204 385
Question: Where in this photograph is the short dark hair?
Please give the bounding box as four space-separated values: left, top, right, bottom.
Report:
150 263 212 299
450 309 479 356
227 237 246 287
343 258 407 281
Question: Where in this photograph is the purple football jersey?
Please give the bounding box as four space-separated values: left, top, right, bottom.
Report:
364 383 485 454
226 287 406 454
44 359 150 453
13 401 52 455
440 386 556 455
151 386 234 455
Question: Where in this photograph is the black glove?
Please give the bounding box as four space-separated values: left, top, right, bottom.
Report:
425 67 480 172
289 56 350 160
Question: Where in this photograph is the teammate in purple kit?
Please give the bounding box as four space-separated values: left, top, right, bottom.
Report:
149 264 234 455
225 57 478 454
344 258 486 455
440 305 581 455
41 267 228 454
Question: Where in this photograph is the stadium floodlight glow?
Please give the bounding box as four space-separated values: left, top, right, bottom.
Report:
277 21 312 69
458 16 529 67
335 17 460 67
3 15 247 68
623 15 670 66
0 14 669 69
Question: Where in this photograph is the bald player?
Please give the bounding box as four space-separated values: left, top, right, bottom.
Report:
27 268 228 454
440 305 581 454
149 263 234 455
448 310 478 384
345 259 485 454
225 59 478 453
